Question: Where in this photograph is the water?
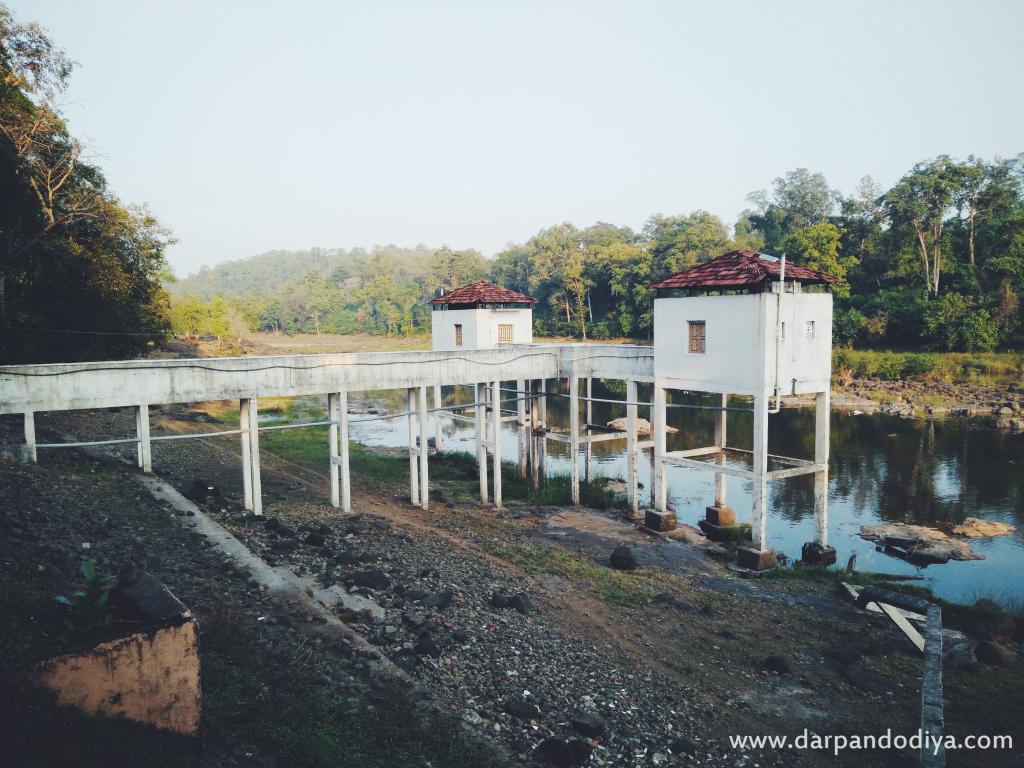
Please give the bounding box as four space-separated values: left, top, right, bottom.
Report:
337 381 1024 606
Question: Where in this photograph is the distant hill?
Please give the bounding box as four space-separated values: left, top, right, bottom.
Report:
169 246 433 299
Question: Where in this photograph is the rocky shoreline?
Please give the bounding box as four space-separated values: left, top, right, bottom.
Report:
822 380 1024 427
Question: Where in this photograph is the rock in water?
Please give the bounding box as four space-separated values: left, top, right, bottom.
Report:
859 522 983 562
609 545 638 571
605 417 678 436
951 517 1015 538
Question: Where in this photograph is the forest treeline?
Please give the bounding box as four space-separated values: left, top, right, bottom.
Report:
0 6 173 363
173 158 1024 352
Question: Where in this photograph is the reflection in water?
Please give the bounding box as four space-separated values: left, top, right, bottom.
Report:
318 380 1024 606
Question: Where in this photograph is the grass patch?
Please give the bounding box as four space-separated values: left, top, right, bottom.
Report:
484 542 655 606
834 349 1024 386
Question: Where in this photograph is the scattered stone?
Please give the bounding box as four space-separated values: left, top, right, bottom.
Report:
304 530 327 547
345 568 391 589
609 545 637 571
504 698 541 720
413 634 442 658
570 709 605 738
535 738 577 767
417 590 453 610
761 655 790 674
264 517 297 538
975 641 1018 667
490 590 533 614
670 736 696 755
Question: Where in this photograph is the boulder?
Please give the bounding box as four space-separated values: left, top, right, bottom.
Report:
570 710 605 738
345 568 391 589
859 523 982 562
504 698 541 720
490 591 533 615
417 591 453 610
536 738 576 767
609 546 638 571
413 634 442 658
975 641 1018 667
943 642 979 673
605 417 677 436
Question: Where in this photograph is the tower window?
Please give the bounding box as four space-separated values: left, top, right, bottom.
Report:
805 321 816 340
498 324 513 344
688 321 706 354
454 324 463 347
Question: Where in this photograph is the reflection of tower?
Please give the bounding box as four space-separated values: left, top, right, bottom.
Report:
649 250 842 570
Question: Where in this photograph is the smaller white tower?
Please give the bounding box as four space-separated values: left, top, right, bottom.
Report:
429 280 536 351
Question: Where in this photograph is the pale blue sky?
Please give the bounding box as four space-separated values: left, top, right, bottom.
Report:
13 0 1024 276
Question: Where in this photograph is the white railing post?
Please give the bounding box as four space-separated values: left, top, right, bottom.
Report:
136 403 152 473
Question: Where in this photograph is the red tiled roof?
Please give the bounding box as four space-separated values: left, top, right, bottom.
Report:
649 250 842 290
429 279 538 306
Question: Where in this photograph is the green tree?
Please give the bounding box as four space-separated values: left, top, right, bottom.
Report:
787 222 856 297
923 293 999 351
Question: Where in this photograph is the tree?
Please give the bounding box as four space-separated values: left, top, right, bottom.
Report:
883 157 959 296
923 293 999 351
787 223 856 297
643 211 731 276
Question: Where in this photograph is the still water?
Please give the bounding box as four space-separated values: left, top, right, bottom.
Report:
340 381 1024 607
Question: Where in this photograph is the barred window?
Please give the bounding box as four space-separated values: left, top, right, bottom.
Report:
498 324 513 344
688 321 706 354
454 324 463 347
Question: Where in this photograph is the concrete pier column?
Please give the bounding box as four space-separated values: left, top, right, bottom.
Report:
814 390 830 545
328 391 351 512
517 378 528 479
240 399 253 510
418 386 429 511
407 388 420 506
584 377 593 485
751 392 769 550
23 411 37 464
476 382 488 504
626 380 639 516
240 398 263 516
491 380 502 508
569 375 580 505
529 380 540 489
136 404 152 473
433 384 444 452
652 383 667 513
714 393 728 508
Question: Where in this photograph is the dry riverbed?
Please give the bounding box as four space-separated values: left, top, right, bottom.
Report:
1 407 1022 767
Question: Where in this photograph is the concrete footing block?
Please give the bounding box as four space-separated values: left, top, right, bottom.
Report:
737 547 776 571
698 519 752 544
705 506 736 526
644 509 677 532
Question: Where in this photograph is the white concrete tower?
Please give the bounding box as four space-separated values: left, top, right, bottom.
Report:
649 250 841 570
429 280 536 351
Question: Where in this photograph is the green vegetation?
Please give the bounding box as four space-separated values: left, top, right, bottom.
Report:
833 349 1024 384
51 560 116 643
482 542 654 607
0 6 173 363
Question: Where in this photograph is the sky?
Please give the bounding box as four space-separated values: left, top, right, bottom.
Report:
11 0 1024 277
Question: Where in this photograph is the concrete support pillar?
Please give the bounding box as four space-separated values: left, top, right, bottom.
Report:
626 380 639 516
814 390 830 546
584 377 593 485
240 398 262 516
136 403 152 473
569 376 580 505
491 380 502 508
23 411 37 464
751 392 769 550
418 386 429 511
517 378 528 479
538 379 547 482
476 382 488 504
433 384 444 452
240 399 253 510
407 388 420 506
714 393 728 508
529 380 540 489
328 391 351 512
652 383 667 512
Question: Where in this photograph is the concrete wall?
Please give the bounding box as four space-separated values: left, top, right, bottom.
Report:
653 289 832 395
431 307 533 351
